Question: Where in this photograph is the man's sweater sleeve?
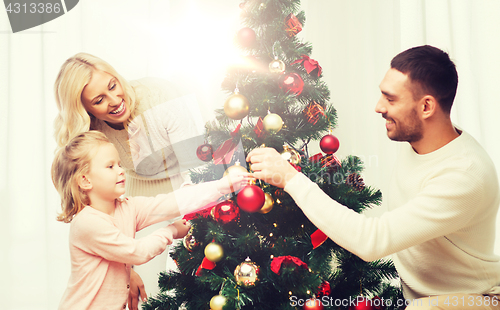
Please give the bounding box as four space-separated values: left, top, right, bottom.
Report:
284 171 484 261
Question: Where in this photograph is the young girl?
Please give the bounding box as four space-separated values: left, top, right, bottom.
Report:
54 53 216 306
52 131 247 309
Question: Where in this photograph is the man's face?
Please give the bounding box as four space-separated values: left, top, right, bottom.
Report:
375 68 424 143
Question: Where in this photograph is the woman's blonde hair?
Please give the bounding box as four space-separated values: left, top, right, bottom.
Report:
53 53 137 148
52 131 111 223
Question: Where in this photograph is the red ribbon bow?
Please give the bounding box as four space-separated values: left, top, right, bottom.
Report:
270 255 308 275
253 117 265 138
213 124 241 165
183 200 218 221
292 55 323 77
311 229 328 249
195 257 216 276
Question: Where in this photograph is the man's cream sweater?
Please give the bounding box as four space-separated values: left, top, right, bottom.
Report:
285 131 500 300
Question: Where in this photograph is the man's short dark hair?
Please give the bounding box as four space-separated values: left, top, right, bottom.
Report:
391 45 458 114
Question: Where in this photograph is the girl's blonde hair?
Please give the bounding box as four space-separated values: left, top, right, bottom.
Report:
52 131 111 223
53 53 137 148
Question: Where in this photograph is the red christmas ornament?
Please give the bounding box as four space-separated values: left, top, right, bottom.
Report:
348 297 378 310
303 298 325 310
274 188 286 200
236 185 265 213
309 153 324 164
284 13 303 37
211 200 240 224
316 281 331 298
320 154 342 173
237 27 256 48
279 72 304 95
196 143 213 162
303 102 326 125
320 134 340 154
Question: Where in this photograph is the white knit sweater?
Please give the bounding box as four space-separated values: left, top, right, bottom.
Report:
285 130 500 300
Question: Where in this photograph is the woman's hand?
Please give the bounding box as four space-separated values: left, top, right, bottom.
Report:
246 147 299 188
216 171 251 195
172 219 191 239
128 269 147 310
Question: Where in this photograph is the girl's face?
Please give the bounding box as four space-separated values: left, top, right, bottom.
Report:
81 70 131 128
84 143 126 201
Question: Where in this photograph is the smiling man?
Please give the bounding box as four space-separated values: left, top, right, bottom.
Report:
376 46 460 155
247 45 500 309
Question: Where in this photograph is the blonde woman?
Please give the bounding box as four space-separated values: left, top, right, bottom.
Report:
54 53 206 309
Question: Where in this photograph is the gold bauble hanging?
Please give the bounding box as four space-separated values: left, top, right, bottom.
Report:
269 57 286 73
281 145 301 165
209 294 227 310
234 257 260 287
263 113 283 132
204 242 224 262
223 161 248 177
224 92 250 120
182 228 199 252
258 193 274 214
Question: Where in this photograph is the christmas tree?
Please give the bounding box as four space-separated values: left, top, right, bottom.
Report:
144 1 403 309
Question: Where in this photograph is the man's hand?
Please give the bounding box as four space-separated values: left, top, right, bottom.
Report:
128 269 147 310
246 147 299 188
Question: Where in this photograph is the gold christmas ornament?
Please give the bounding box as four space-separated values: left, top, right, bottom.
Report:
269 57 286 73
224 91 250 120
204 242 224 262
223 161 248 177
258 192 274 214
281 145 301 165
182 228 199 252
209 294 227 310
263 112 283 132
234 257 260 287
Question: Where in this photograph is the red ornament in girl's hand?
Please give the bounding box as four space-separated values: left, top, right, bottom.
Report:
236 185 265 212
319 134 340 154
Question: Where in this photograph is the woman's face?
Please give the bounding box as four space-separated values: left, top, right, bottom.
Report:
81 70 131 128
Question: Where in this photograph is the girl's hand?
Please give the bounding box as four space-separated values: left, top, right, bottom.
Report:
127 269 147 310
216 172 251 195
172 219 191 239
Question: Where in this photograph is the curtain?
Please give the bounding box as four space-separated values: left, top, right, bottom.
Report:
1 1 499 309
